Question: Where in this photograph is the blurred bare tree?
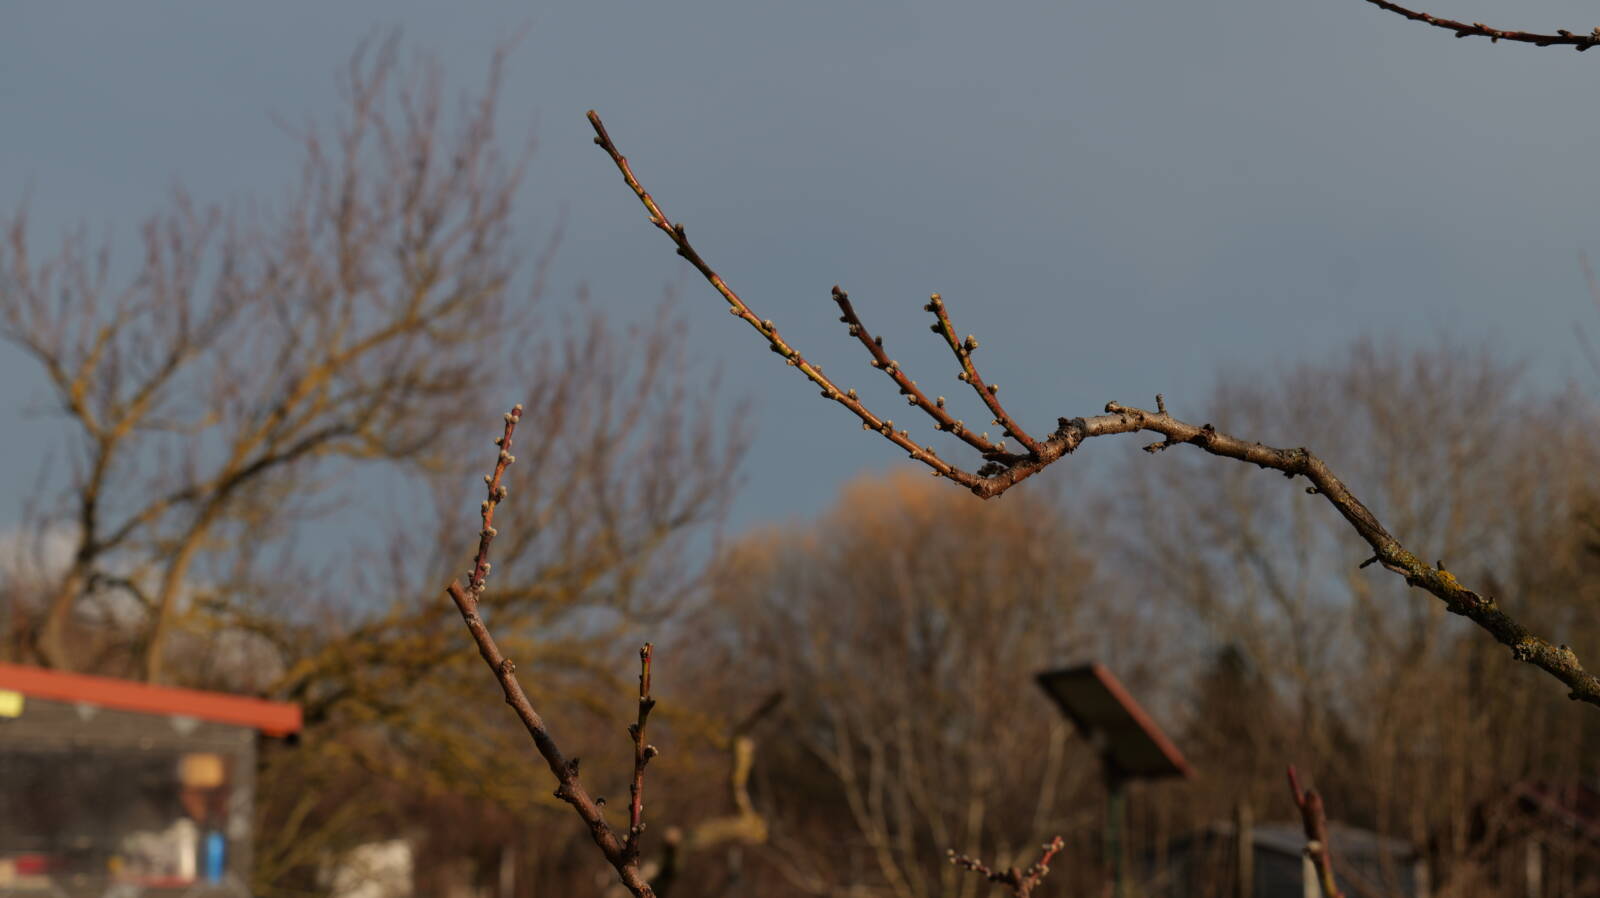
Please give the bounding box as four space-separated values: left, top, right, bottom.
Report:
607 340 1600 898
0 36 538 683
677 471 1122 897
1108 340 1600 897
0 35 745 898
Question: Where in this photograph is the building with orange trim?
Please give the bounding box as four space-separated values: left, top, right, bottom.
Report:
0 663 301 898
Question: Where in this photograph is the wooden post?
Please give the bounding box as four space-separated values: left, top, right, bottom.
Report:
1235 801 1254 898
499 842 515 898
1525 839 1542 898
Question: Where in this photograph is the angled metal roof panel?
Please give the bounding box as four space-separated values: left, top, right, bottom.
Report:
1035 663 1192 780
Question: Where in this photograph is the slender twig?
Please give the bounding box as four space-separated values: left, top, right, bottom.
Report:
832 286 1010 459
586 111 966 486
627 643 659 860
1360 0 1600 51
443 406 657 898
924 291 1043 456
1287 767 1345 898
584 110 1600 711
948 836 1066 898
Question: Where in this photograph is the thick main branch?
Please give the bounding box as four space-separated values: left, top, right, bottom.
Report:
1360 0 1600 50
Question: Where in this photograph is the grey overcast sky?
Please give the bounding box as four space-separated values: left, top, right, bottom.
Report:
3 0 1599 532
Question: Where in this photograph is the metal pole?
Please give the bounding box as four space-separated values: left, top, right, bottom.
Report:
1236 801 1254 898
1106 772 1128 898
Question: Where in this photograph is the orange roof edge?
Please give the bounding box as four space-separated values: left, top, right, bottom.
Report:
0 662 301 737
1088 662 1194 779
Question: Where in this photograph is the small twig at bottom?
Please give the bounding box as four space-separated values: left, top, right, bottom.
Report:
1287 766 1345 898
948 836 1066 898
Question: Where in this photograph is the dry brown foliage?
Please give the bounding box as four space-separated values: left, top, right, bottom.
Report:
670 472 1103 897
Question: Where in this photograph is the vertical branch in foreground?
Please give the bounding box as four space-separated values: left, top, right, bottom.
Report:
443 406 658 898
1287 766 1345 898
628 643 659 861
948 837 1066 898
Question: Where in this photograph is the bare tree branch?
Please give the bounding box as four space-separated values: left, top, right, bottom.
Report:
1359 0 1600 51
443 406 658 898
585 110 1600 711
948 836 1065 898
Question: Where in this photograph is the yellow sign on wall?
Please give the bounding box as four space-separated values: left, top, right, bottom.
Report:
0 689 22 718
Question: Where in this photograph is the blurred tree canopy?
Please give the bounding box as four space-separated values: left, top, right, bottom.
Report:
657 341 1600 898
